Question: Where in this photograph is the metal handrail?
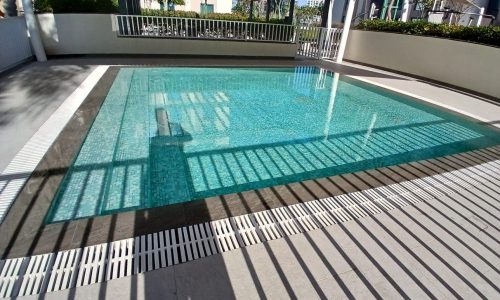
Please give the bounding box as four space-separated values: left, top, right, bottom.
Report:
115 15 297 43
297 26 343 60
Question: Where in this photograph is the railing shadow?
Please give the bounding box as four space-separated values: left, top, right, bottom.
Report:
68 147 500 299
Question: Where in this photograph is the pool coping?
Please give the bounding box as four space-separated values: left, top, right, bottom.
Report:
1 60 499 260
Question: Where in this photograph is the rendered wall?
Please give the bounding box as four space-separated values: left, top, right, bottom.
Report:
345 30 500 98
36 14 295 57
0 16 33 72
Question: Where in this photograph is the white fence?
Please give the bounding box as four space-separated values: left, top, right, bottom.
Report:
0 17 33 73
115 15 297 43
297 26 343 60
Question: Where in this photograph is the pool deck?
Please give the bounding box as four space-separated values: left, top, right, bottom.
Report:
0 57 499 299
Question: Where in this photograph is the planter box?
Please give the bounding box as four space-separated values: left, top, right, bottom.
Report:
345 30 500 99
36 14 297 58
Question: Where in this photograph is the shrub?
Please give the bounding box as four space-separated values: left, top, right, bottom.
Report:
34 0 53 13
34 0 119 13
355 20 500 47
252 17 289 24
140 9 199 18
203 13 247 21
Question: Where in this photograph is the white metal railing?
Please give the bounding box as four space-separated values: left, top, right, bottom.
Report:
115 15 297 43
297 26 343 60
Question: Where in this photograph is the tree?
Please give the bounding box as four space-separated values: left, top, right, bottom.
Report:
296 5 322 24
296 5 321 19
233 0 251 14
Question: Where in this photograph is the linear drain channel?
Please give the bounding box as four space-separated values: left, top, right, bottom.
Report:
0 146 499 298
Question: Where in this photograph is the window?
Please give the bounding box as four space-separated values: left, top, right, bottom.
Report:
200 3 214 14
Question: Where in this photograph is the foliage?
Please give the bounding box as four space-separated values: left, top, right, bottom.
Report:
204 12 248 21
296 5 321 19
420 0 434 9
232 0 251 15
355 20 500 47
155 0 185 5
232 0 289 20
254 18 288 24
34 0 54 13
34 0 119 13
295 5 321 25
141 9 198 18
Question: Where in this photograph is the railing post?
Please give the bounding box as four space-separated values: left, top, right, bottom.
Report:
336 0 356 63
21 0 47 62
294 25 300 57
317 28 326 59
401 0 410 22
185 18 188 37
477 7 485 26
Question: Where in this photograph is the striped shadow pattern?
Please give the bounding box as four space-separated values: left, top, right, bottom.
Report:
0 146 499 298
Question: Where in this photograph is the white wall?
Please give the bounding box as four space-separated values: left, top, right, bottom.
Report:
36 14 297 57
345 30 500 99
0 16 33 72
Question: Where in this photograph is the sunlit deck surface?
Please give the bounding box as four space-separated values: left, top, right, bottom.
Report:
0 57 499 299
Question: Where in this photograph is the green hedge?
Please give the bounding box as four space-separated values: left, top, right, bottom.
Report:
203 12 247 21
34 0 119 13
141 9 287 24
355 20 500 47
140 9 199 18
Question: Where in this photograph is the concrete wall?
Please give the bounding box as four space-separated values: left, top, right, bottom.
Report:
345 30 500 98
0 16 33 73
36 14 297 57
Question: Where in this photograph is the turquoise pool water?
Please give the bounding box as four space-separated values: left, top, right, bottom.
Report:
46 67 500 222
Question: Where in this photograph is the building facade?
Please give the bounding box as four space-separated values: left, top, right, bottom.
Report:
428 0 495 26
323 0 499 26
140 0 232 13
306 0 323 7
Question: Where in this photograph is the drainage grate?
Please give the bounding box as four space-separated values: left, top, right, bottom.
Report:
0 146 499 298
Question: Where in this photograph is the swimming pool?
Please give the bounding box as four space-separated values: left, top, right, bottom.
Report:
46 66 500 222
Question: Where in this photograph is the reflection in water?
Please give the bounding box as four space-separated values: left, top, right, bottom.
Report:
149 115 193 208
324 72 339 139
155 108 170 136
46 67 500 222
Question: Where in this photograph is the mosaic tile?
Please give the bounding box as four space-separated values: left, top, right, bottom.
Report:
45 67 500 223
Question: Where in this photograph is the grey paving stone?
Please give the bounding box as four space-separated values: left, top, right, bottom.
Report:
15 266 177 300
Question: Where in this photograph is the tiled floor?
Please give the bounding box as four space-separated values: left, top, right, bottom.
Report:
15 153 500 298
0 62 97 171
0 57 499 299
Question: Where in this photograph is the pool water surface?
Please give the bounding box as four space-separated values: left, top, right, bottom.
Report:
46 67 500 222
